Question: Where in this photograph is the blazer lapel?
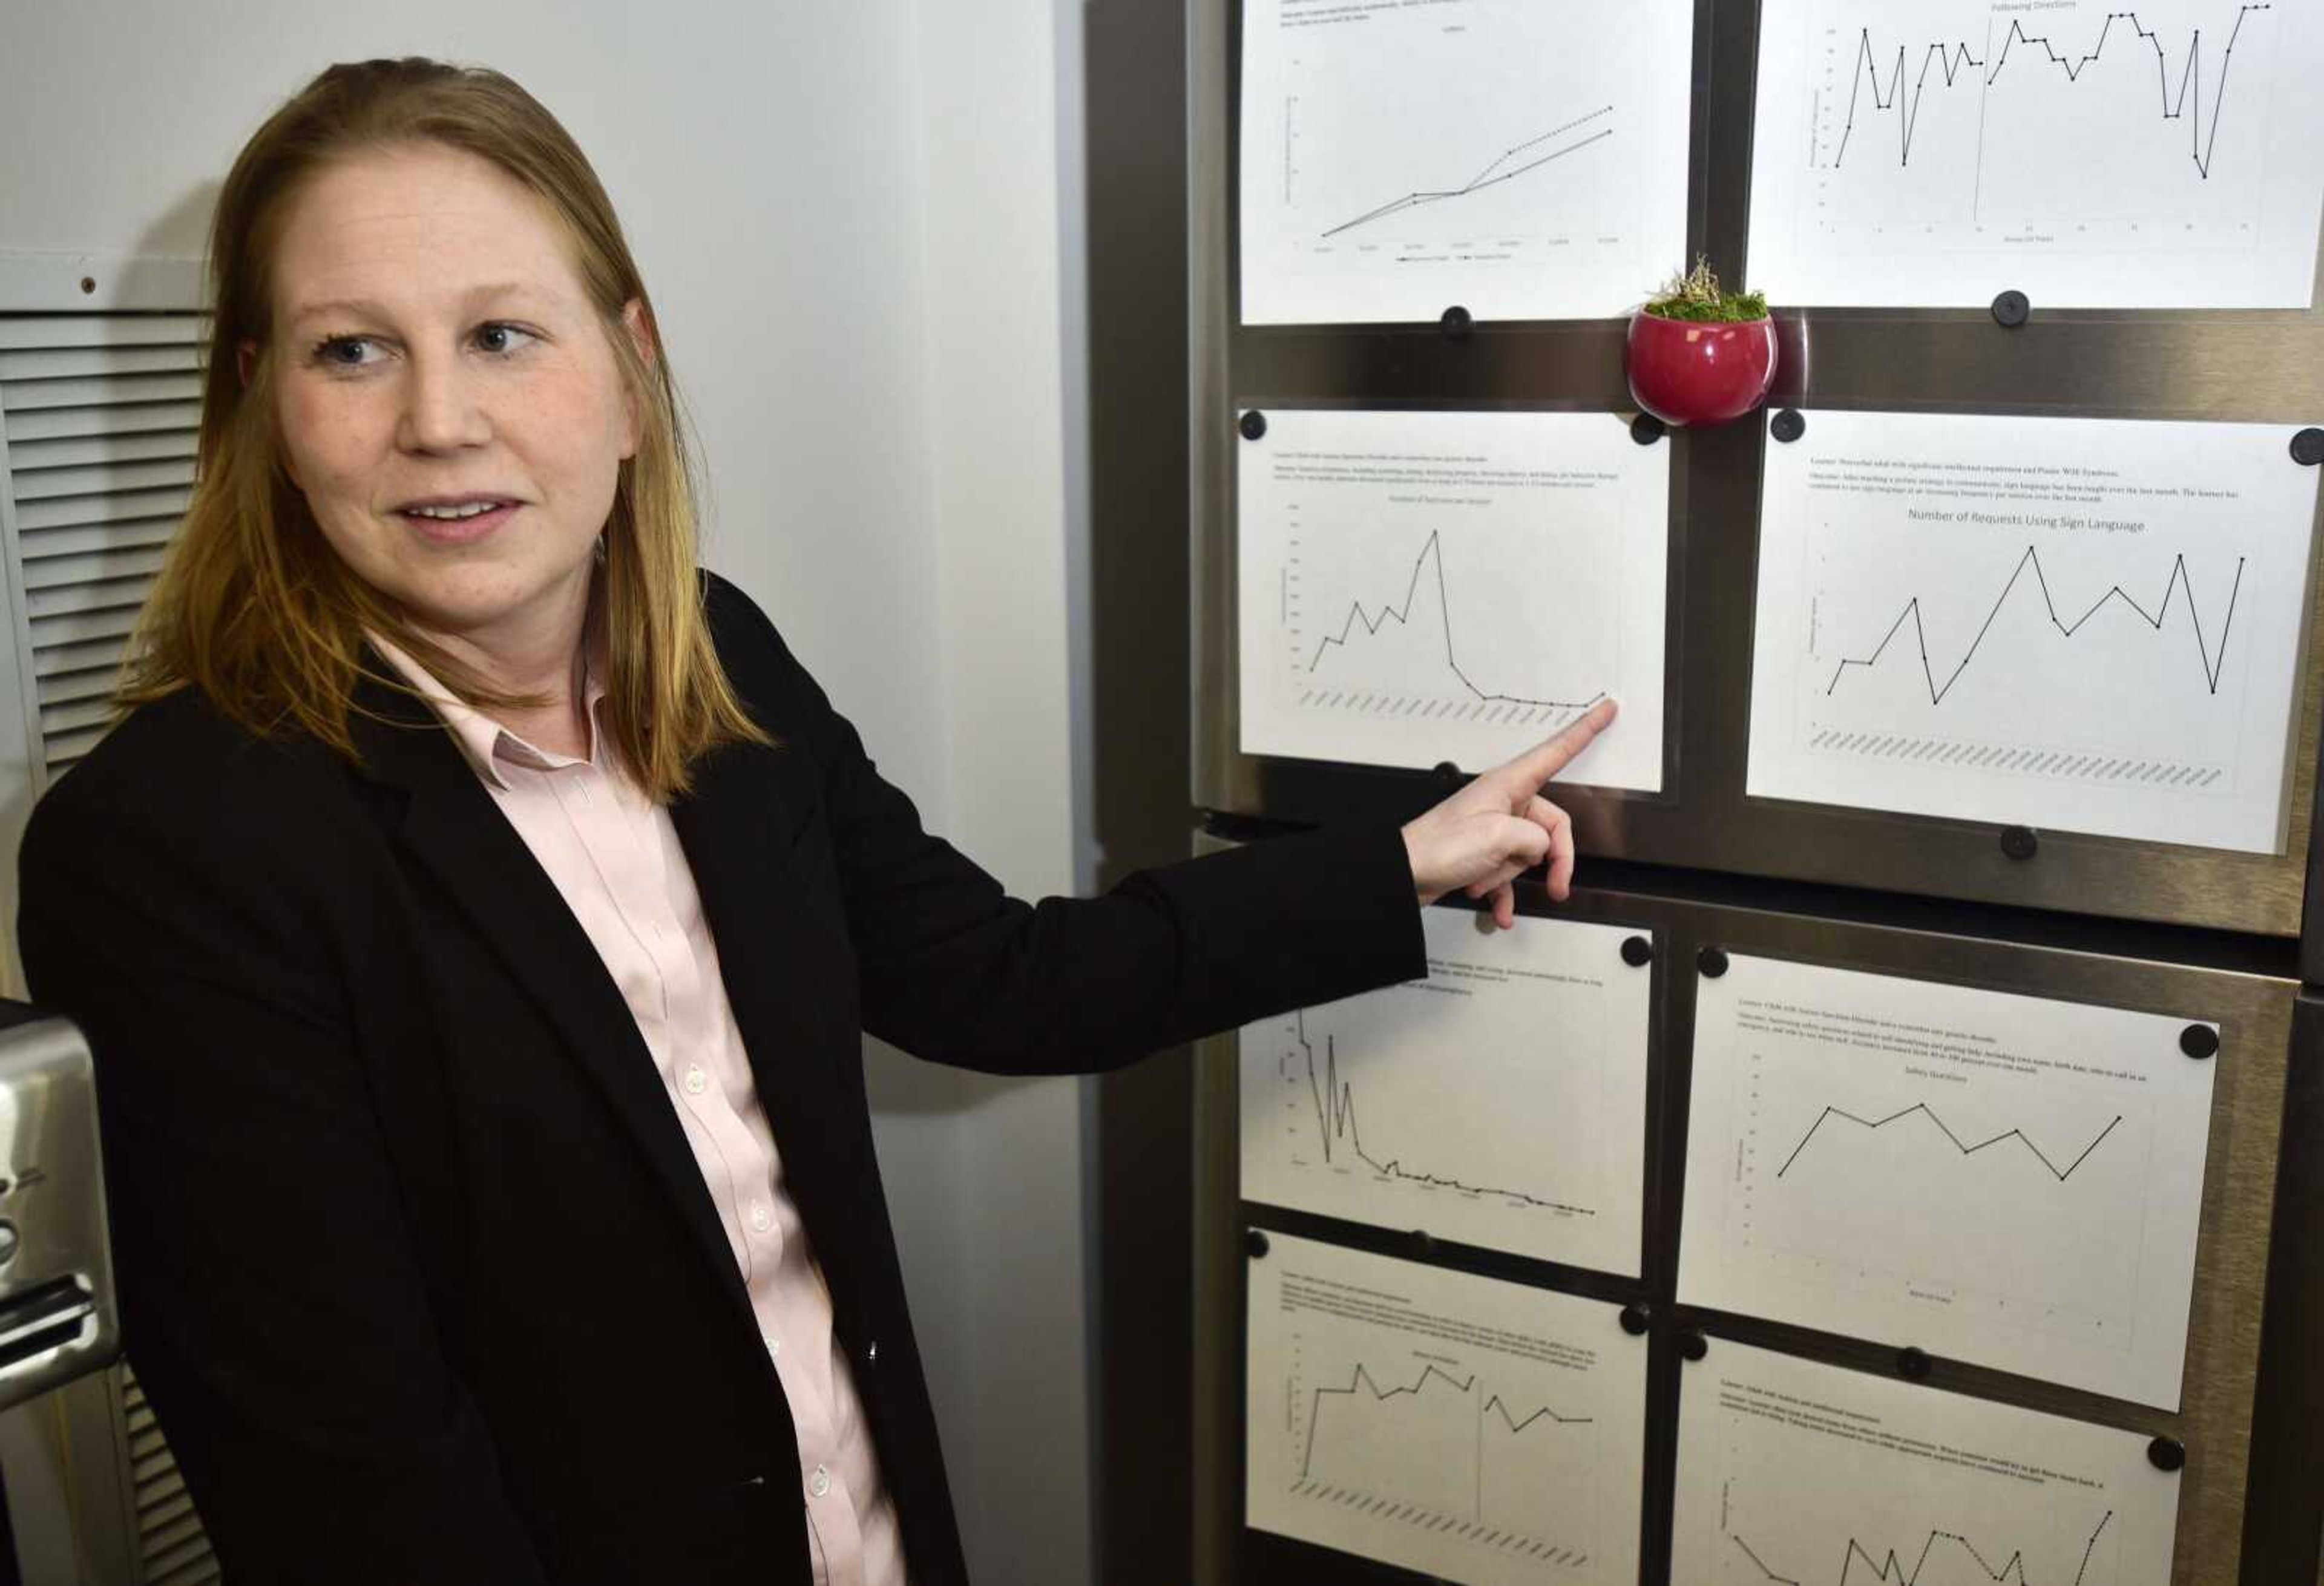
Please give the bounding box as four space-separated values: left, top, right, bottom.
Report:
347 673 755 1317
667 739 867 1288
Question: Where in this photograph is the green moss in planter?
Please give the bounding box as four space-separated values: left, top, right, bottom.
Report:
1643 258 1767 323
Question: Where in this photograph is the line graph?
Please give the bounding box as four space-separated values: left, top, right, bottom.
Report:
1675 1343 2168 1586
1239 408 1666 787
1249 1235 1644 1584
1293 1352 1598 1564
1732 1043 2153 1345
1679 952 2227 1405
1835 38 1981 169
1322 106 1617 238
1748 412 2320 851
1686 955 2188 1372
1300 1359 1594 1483
1824 546 2245 703
1728 1510 2113 1585
1777 1102 2126 1182
1238 0 1692 323
1747 0 2324 304
1832 8 2268 177
1292 1011 1592 1214
1239 909 1651 1274
1735 1536 1804 1585
1307 528 1607 713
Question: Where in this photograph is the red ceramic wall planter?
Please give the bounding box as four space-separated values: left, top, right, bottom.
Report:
1625 312 1777 428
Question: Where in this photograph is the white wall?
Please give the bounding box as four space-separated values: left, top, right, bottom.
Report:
876 4 1095 1580
0 4 1095 1581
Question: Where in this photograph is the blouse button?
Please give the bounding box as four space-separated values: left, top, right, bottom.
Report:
749 1201 773 1234
683 1065 707 1096
810 1464 832 1499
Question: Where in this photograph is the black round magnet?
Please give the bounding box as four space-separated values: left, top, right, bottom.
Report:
1432 759 1465 788
1678 1331 1710 1362
2180 1024 2220 1061
1238 409 1267 441
2000 825 2039 861
1621 936 1656 968
1630 413 1667 446
2148 1436 2185 1472
1440 305 1473 340
1898 1346 1932 1381
1619 1305 1652 1337
1991 290 2030 328
1244 1228 1270 1259
2292 427 2324 467
1410 1228 1435 1257
1769 408 1806 444
1698 946 1730 979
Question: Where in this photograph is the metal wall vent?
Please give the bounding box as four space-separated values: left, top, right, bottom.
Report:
0 313 202 779
0 314 214 1582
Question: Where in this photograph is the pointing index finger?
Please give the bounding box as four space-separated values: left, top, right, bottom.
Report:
1507 696 1619 789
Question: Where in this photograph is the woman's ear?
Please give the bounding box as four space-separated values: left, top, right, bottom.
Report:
621 299 656 369
617 300 654 460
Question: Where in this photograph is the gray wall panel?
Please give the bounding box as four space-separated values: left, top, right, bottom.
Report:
1083 2 1199 1583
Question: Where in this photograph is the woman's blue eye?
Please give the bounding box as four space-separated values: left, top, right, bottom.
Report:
306 326 534 369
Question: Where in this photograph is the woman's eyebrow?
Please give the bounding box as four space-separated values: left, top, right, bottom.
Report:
284 297 393 329
284 283 545 329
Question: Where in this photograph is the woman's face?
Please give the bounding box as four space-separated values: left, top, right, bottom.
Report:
264 140 643 656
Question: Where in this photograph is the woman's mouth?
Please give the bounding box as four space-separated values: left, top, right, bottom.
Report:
396 499 520 543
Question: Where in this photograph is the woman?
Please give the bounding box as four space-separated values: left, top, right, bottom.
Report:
15 58 1613 1586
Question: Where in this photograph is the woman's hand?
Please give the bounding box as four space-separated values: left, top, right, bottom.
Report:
1400 698 1619 928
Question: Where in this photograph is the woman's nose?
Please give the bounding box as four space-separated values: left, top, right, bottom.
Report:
394 346 490 454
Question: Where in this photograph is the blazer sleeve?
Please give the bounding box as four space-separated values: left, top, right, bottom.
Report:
16 739 549 1585
718 582 1430 1075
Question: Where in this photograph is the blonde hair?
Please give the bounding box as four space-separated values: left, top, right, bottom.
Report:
120 57 766 800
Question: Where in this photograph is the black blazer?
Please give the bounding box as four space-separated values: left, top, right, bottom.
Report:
16 574 1425 1585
